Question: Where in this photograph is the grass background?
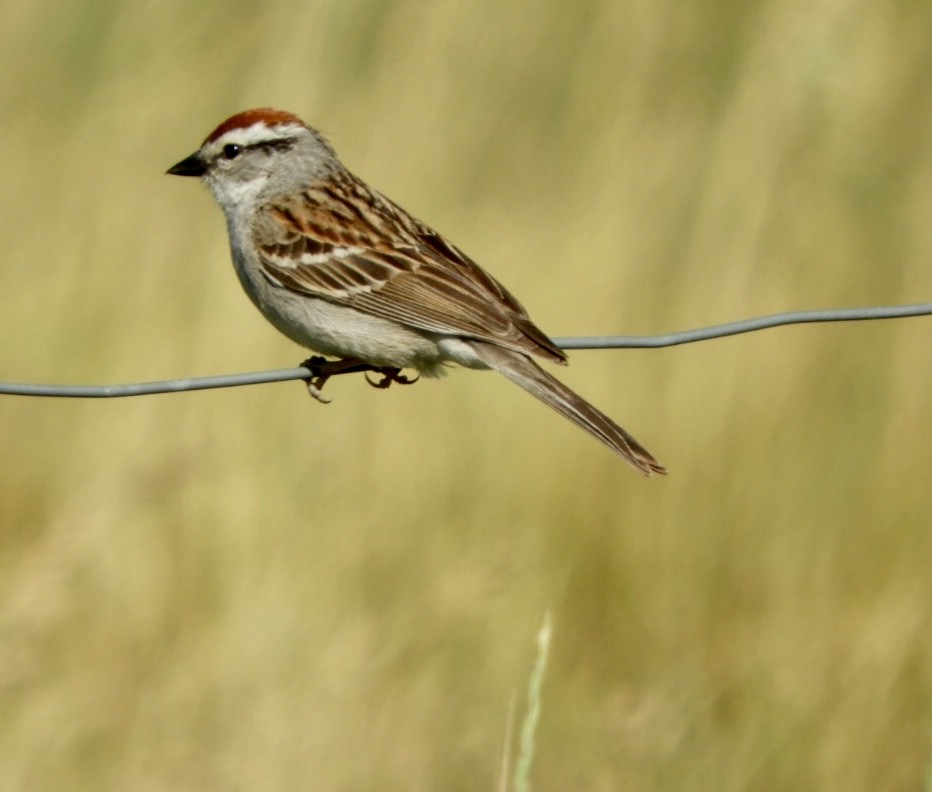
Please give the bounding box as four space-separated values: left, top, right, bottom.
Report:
1 1 931 789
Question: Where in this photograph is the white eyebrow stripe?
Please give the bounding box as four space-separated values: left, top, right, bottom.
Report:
213 122 305 148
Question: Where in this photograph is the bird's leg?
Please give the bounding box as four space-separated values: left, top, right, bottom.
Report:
300 356 380 403
364 367 421 390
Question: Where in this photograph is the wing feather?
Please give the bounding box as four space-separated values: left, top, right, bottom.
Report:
252 174 566 363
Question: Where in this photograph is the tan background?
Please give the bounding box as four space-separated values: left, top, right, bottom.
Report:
1 1 930 789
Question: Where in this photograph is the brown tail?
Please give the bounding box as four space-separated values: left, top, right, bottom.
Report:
472 343 666 476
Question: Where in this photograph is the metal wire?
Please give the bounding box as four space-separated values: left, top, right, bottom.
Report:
559 302 932 348
1 302 929 398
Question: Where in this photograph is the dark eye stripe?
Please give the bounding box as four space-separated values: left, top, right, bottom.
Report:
220 138 295 162
254 138 296 154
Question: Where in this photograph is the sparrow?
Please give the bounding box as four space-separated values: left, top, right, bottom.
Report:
168 108 665 475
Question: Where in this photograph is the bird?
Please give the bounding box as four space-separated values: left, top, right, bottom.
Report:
167 108 665 475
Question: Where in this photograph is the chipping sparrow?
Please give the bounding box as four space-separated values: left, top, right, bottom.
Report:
168 108 665 475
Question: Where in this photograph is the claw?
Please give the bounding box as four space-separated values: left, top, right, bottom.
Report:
306 378 333 404
365 371 392 389
300 356 335 403
365 367 421 390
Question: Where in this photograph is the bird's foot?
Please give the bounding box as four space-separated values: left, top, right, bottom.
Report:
300 356 377 403
364 367 421 390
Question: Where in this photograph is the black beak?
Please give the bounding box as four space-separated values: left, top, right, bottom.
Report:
166 152 207 177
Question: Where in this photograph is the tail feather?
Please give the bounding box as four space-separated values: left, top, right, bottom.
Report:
472 343 666 476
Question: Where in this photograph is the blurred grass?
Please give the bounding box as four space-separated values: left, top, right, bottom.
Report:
1 0 931 789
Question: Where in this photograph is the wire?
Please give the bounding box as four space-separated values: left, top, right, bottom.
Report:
1 302 929 398
559 302 932 349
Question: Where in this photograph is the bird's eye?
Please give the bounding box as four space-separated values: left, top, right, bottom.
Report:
222 144 242 160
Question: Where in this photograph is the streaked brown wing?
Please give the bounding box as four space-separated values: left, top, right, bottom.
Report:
251 177 566 363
